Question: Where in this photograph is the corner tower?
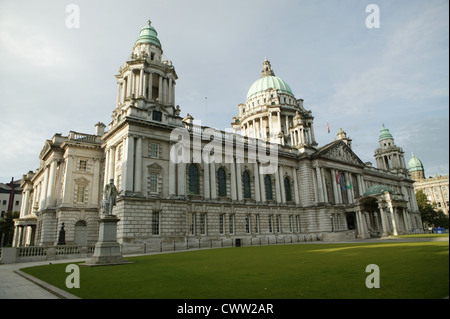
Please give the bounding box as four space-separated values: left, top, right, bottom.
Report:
374 124 407 172
110 20 180 129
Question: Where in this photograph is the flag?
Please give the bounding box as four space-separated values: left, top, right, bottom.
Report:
327 122 330 134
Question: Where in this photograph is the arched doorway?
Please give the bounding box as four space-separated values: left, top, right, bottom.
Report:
74 220 87 245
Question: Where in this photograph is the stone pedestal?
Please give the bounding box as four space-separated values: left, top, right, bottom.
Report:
84 215 131 266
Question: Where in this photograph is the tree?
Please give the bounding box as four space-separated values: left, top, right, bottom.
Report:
416 190 449 229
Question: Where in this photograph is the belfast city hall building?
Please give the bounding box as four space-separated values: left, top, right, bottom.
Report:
13 21 422 252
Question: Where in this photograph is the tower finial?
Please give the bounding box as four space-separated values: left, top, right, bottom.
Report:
147 19 152 25
261 57 275 77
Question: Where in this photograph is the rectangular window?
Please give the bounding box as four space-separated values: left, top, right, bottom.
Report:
295 215 300 232
276 215 281 233
229 214 235 234
289 215 293 232
152 211 160 235
79 160 88 172
219 214 225 235
149 143 160 158
148 173 159 193
245 214 251 234
189 213 196 236
152 111 162 122
255 214 260 234
200 213 207 235
76 186 85 203
268 215 273 233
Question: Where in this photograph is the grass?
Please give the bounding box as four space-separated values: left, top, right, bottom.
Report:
20 241 448 299
394 233 448 238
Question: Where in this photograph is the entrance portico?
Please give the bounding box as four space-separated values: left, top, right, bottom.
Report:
355 184 412 238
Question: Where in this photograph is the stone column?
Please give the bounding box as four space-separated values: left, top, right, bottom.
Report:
210 161 217 199
62 155 73 205
139 69 144 97
236 161 243 201
254 162 261 202
204 154 210 199
259 167 266 202
275 167 281 203
292 167 300 205
345 172 352 204
122 135 134 192
321 167 328 203
108 146 116 186
134 137 142 192
39 165 50 209
130 70 135 97
104 148 110 187
169 149 176 196
168 78 173 105
314 165 324 203
331 169 339 204
46 159 57 207
279 165 286 203
158 75 163 102
230 157 237 201
92 158 100 205
177 162 186 196
378 203 390 237
148 73 153 100
20 187 31 217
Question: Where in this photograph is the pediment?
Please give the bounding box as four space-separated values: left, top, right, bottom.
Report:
314 141 365 166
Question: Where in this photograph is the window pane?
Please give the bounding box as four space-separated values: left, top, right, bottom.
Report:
189 165 199 194
243 171 251 198
152 111 162 121
152 212 160 235
284 177 292 202
265 175 273 200
218 168 227 196
149 173 158 193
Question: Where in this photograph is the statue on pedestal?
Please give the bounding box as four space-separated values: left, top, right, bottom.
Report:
102 179 118 216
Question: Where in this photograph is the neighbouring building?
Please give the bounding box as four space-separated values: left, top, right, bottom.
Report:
408 153 449 215
0 178 22 218
13 20 422 251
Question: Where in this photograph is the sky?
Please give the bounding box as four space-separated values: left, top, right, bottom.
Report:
0 0 448 182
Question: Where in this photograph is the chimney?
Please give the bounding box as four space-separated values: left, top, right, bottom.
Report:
95 122 106 136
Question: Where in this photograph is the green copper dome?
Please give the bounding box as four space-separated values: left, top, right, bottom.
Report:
407 153 424 172
379 124 393 141
246 76 294 100
363 184 393 196
135 20 161 47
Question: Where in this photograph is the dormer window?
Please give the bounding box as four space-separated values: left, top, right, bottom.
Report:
152 111 162 122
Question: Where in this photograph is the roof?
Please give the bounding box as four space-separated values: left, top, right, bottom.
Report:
407 152 424 172
246 75 294 100
379 124 393 141
363 184 393 196
135 20 161 47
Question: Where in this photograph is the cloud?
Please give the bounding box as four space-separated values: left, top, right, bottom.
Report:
0 18 66 68
327 2 448 117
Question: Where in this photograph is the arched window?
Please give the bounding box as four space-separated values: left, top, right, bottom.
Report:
265 175 273 200
243 171 251 199
284 177 292 202
217 167 227 197
188 164 199 195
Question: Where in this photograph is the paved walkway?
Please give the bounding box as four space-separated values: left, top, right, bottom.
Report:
1 237 447 299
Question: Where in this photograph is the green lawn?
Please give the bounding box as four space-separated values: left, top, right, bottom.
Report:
21 241 449 299
394 233 448 238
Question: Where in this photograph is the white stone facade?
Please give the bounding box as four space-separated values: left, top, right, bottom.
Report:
13 21 423 251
